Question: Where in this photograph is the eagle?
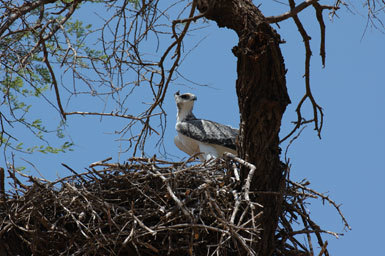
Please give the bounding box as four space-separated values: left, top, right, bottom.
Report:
174 91 238 161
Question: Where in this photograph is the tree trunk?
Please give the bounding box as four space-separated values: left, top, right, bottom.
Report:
197 0 290 255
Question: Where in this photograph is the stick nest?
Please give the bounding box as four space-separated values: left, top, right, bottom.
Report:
0 156 349 256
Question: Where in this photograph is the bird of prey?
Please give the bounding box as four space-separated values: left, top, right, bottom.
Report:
174 91 238 161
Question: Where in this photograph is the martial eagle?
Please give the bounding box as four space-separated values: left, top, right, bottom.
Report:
174 91 238 161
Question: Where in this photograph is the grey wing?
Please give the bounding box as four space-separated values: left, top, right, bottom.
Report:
176 119 238 150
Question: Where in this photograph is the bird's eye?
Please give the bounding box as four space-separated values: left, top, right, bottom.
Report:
181 94 189 99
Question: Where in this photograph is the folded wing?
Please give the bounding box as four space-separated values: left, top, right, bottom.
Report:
176 119 238 150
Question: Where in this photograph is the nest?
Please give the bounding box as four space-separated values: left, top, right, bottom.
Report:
0 155 349 255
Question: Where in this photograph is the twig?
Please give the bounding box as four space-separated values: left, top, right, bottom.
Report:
89 157 113 168
318 240 329 256
313 2 327 66
280 0 324 143
0 0 56 37
42 40 66 120
152 169 194 221
65 111 161 121
0 156 349 255
289 180 351 230
224 152 263 209
266 0 319 23
61 163 87 183
0 167 5 202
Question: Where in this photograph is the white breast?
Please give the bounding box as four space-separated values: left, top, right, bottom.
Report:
174 132 200 156
174 132 237 161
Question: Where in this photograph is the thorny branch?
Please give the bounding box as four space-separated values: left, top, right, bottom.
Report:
288 179 351 231
42 40 66 121
0 0 56 37
0 0 207 156
1 1 380 251
269 0 383 143
265 0 335 23
267 0 342 143
265 0 348 144
0 156 349 255
362 0 385 35
0 0 383 154
133 0 206 155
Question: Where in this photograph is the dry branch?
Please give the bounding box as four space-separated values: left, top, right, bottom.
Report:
0 156 349 255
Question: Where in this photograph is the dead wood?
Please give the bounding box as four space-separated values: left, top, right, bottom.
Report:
0 156 349 256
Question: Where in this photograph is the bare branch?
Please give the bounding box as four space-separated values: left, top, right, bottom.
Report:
266 0 319 23
313 2 327 66
65 111 161 121
42 41 66 120
0 0 56 37
289 180 352 231
280 0 325 143
0 156 349 255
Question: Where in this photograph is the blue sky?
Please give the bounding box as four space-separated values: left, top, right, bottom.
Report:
2 1 384 255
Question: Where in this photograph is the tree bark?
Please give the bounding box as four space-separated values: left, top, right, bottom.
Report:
197 0 290 255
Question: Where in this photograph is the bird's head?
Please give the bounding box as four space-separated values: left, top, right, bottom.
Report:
174 91 197 121
174 91 197 108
